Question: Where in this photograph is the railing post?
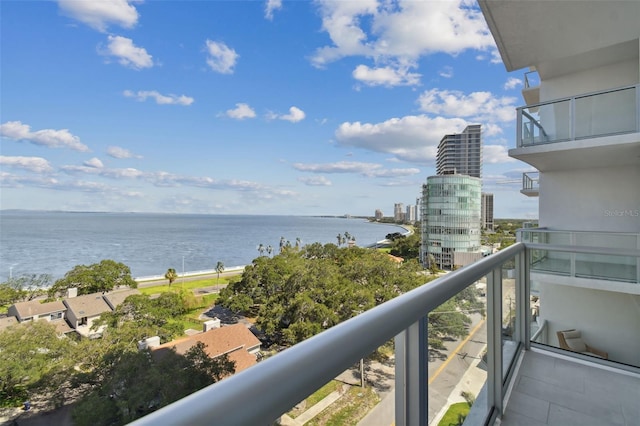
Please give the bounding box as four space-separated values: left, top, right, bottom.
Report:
516 247 531 349
486 267 503 417
395 316 428 426
516 107 523 147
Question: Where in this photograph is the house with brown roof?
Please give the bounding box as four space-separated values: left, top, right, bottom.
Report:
151 323 262 375
103 289 141 310
8 299 66 322
63 293 112 337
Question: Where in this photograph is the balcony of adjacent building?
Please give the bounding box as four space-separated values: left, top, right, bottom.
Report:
521 172 539 197
130 234 640 426
510 84 640 172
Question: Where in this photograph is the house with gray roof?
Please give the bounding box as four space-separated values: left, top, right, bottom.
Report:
63 293 112 337
8 300 66 322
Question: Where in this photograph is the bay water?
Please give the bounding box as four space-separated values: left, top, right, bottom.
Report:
0 211 405 282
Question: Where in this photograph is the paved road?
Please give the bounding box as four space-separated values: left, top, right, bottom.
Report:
358 313 488 426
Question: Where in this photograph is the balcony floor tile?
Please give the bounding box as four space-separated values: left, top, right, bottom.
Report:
499 350 639 426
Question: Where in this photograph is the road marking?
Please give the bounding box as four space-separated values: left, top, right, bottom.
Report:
428 318 486 385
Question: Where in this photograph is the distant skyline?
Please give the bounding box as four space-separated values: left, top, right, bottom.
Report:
1 1 538 219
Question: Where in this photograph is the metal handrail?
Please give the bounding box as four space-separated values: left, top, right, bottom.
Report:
131 243 525 426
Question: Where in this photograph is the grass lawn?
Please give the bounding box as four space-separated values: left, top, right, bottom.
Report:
287 380 342 418
137 277 229 295
306 385 379 426
438 402 471 426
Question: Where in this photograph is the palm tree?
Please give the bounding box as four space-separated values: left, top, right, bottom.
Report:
215 261 225 285
267 245 273 257
279 236 286 253
336 233 342 246
164 268 178 287
257 244 265 256
295 237 301 249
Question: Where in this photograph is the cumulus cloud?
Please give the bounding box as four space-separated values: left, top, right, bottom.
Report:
439 66 454 78
265 0 282 20
58 0 139 32
0 156 54 173
504 77 522 90
417 88 517 123
123 90 194 105
205 40 239 74
293 161 420 178
311 0 496 74
352 64 421 87
225 103 256 120
84 157 104 168
483 145 516 164
335 115 468 164
298 176 332 186
0 121 89 152
107 146 141 159
102 35 154 69
267 106 306 123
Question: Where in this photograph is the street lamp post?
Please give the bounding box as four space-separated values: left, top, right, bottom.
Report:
182 256 185 284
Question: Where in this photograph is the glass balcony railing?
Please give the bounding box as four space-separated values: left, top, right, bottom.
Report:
517 84 639 147
128 236 639 426
521 171 539 196
520 228 639 284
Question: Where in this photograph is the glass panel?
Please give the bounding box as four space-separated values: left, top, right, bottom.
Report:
575 253 637 283
427 282 487 424
575 87 637 138
501 258 519 386
520 100 571 146
530 249 571 276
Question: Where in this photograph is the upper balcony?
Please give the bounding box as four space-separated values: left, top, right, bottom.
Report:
520 172 539 197
511 85 640 171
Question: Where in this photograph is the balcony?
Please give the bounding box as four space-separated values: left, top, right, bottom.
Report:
521 172 539 197
517 85 639 149
130 239 640 426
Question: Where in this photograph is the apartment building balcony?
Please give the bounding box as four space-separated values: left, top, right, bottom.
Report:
130 239 640 426
521 70 540 106
521 172 539 197
511 84 640 171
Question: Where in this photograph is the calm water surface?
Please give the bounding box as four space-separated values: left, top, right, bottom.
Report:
0 211 405 281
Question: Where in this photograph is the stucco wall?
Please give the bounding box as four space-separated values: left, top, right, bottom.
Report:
539 165 640 232
539 282 640 366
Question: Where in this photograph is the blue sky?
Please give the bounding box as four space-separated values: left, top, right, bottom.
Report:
1 0 538 218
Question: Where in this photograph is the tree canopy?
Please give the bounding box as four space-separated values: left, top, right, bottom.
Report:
48 260 137 297
218 243 426 346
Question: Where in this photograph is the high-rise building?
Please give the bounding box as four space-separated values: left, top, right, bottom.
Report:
405 205 416 223
374 209 383 220
436 124 482 178
421 175 482 269
393 203 404 222
481 192 494 231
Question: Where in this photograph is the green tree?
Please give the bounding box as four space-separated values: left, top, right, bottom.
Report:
164 268 178 287
48 260 137 298
389 233 420 260
215 261 225 285
0 321 74 406
0 274 52 306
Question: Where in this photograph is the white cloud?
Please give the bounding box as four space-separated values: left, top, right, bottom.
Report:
205 40 239 74
58 0 139 32
297 176 332 186
103 35 154 70
225 103 256 120
84 157 104 168
352 64 420 87
335 115 469 164
267 106 306 123
293 161 420 178
265 0 282 20
483 145 516 164
0 120 89 152
107 146 141 159
439 66 454 78
504 77 522 90
311 0 495 68
123 90 194 105
417 88 517 123
0 156 54 173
